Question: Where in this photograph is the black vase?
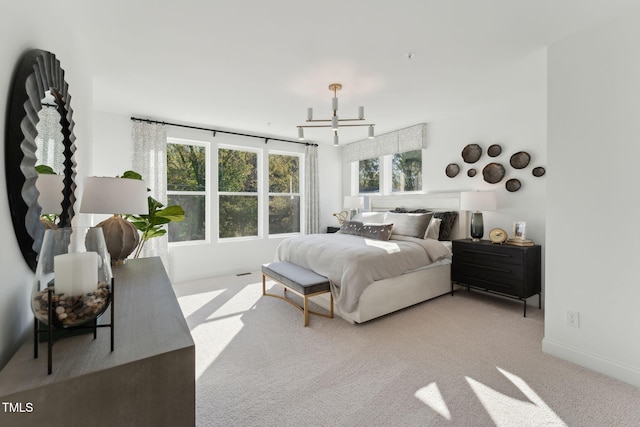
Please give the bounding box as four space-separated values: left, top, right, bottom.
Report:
470 211 484 241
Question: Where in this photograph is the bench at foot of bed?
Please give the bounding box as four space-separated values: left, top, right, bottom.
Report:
261 262 334 326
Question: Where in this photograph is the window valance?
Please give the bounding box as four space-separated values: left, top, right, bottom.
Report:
343 123 427 162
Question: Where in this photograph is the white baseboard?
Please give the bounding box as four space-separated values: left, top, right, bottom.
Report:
542 338 640 388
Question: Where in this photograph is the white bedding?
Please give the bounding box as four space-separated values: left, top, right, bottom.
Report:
274 233 452 313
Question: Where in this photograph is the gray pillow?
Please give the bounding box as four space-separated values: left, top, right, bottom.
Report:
383 212 433 238
339 220 363 236
360 223 393 241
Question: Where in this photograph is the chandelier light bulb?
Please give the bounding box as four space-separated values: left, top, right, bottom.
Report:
333 132 339 146
298 127 304 140
368 125 374 139
307 108 313 121
331 115 339 131
359 106 364 120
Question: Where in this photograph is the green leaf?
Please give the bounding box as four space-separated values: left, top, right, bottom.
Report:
143 228 166 241
156 205 185 222
122 170 143 180
36 165 56 174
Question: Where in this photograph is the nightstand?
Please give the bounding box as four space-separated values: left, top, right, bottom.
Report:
451 239 541 316
327 226 340 233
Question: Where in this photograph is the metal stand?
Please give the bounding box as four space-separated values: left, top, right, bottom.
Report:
34 277 115 375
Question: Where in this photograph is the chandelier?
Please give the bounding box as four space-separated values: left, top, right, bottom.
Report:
297 83 374 146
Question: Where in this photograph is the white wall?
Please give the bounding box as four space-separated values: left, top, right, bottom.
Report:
342 49 547 297
0 3 94 369
92 111 343 282
543 13 640 387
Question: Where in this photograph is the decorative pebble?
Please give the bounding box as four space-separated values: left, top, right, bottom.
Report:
32 282 110 327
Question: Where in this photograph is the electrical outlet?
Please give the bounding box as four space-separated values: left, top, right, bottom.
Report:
566 310 580 328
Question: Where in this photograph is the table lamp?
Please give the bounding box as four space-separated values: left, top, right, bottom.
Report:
80 177 149 264
460 191 496 241
344 196 364 220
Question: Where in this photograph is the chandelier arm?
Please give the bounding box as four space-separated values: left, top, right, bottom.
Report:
299 123 375 128
306 118 368 123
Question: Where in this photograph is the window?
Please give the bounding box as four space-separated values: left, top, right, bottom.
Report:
166 140 207 243
354 150 423 195
218 147 259 239
392 149 422 192
359 158 380 193
269 153 301 235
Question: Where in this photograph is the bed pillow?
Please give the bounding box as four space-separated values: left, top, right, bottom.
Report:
424 218 442 240
432 211 458 241
360 223 393 241
352 211 386 224
383 212 433 238
339 220 363 236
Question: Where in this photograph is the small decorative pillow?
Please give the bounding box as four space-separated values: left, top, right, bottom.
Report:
383 212 433 239
424 218 442 240
432 211 458 241
360 223 393 241
339 220 363 236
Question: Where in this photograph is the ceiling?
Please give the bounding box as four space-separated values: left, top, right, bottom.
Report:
72 0 640 145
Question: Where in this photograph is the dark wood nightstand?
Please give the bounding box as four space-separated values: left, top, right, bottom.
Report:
327 226 340 233
451 239 541 316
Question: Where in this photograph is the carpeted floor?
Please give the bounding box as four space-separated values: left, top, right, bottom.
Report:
173 272 640 427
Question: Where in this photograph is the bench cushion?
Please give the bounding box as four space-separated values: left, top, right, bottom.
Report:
262 262 330 295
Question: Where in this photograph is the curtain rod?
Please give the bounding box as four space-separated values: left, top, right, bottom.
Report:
130 116 318 147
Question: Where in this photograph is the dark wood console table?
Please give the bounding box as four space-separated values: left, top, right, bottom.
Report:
0 257 195 426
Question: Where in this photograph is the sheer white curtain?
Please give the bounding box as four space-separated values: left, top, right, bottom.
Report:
304 145 320 234
131 121 169 268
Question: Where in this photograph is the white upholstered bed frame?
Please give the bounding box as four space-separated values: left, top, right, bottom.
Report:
315 192 467 324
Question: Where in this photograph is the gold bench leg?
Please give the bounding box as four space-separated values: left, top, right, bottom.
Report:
330 292 334 318
303 296 309 326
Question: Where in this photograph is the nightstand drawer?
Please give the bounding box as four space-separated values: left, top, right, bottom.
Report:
452 267 525 296
453 242 524 266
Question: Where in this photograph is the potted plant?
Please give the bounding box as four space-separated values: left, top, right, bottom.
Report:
121 170 185 258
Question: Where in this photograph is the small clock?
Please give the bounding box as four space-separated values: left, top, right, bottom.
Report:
489 228 508 244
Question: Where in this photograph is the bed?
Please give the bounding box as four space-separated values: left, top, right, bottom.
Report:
273 192 467 324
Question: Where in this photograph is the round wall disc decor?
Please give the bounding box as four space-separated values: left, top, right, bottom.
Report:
532 166 546 177
467 168 477 177
506 178 522 192
461 144 482 163
487 144 502 157
445 163 460 178
510 151 531 169
482 163 505 184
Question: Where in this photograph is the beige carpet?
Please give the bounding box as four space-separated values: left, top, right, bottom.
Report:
173 272 640 427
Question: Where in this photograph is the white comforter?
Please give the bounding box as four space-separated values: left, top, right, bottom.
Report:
274 233 452 313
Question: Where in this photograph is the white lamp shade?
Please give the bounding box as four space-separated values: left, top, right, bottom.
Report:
344 196 364 210
80 177 149 215
460 191 497 211
36 174 64 214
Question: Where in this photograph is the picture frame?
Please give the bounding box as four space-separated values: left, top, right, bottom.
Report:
513 221 526 240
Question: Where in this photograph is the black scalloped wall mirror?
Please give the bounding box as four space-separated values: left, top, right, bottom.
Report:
5 49 77 271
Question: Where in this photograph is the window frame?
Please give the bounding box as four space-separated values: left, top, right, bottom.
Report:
166 137 210 246
267 149 304 238
216 144 263 242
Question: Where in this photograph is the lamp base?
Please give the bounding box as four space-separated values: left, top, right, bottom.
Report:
97 215 140 265
470 211 484 241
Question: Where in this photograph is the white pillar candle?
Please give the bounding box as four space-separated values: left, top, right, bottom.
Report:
54 252 99 296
